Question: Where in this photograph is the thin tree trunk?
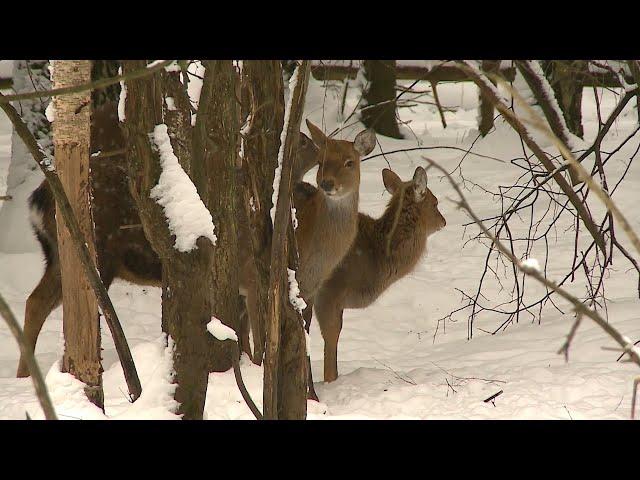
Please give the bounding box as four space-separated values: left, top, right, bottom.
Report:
239 60 285 365
122 60 214 420
263 61 311 420
53 60 104 409
359 60 403 139
198 60 241 372
540 60 587 138
478 60 500 136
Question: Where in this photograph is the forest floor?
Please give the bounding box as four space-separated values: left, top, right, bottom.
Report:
1 76 639 419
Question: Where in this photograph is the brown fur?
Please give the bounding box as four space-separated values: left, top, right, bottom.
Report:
313 167 446 382
239 120 376 362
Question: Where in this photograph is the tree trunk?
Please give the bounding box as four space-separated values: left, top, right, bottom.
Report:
53 60 104 409
263 61 311 420
541 60 587 138
122 60 214 420
0 60 50 253
197 60 240 372
239 60 285 365
359 60 402 139
478 60 500 136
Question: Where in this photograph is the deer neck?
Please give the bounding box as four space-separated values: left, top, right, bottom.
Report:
298 189 359 298
375 192 428 278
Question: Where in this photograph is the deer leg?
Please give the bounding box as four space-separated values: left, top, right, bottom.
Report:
316 295 344 383
17 262 62 378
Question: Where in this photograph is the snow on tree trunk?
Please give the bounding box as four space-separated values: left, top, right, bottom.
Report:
0 61 51 253
54 60 104 410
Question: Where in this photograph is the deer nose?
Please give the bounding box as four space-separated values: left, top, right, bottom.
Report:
320 179 335 193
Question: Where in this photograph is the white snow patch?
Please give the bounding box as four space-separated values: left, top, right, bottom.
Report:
287 267 307 315
207 316 238 342
44 100 55 123
521 258 541 273
118 66 126 122
149 124 216 252
165 97 176 111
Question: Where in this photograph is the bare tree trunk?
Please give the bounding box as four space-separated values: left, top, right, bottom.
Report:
197 60 241 372
122 60 214 420
53 60 104 409
239 60 285 364
263 61 311 420
540 60 587 138
478 60 500 136
359 60 402 139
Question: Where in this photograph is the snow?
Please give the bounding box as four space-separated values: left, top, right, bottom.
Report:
270 63 299 224
521 258 541 273
117 66 126 122
207 317 238 342
1 70 640 420
165 97 176 111
149 124 216 252
44 101 55 123
287 268 307 315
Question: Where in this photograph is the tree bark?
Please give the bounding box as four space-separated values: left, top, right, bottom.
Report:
197 60 241 372
239 60 285 365
53 60 104 409
359 60 403 139
263 61 311 420
540 60 587 138
478 60 500 136
122 60 214 420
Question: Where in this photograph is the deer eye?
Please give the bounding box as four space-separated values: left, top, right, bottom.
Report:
345 159 354 168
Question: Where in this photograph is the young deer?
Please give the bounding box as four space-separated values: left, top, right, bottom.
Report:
16 101 326 377
239 120 377 361
312 166 446 382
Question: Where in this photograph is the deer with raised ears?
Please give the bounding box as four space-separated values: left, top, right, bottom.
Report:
238 120 377 363
16 100 324 378
312 166 446 382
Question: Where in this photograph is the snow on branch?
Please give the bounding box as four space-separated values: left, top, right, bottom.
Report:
150 124 217 252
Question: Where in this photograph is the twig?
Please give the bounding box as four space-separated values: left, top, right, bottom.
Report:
557 313 583 362
425 157 640 418
228 340 263 420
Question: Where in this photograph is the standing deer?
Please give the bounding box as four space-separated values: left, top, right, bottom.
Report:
239 120 377 362
16 101 329 377
311 166 446 382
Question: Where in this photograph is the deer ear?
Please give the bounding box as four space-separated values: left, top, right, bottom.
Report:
305 119 327 148
353 128 376 156
382 168 402 194
413 166 428 197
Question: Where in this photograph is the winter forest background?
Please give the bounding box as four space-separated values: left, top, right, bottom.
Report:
0 60 639 420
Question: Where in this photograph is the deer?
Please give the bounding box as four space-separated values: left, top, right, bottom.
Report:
17 98 376 378
238 119 377 364
308 166 446 383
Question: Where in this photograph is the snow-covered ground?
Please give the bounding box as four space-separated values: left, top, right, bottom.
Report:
1 74 639 420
